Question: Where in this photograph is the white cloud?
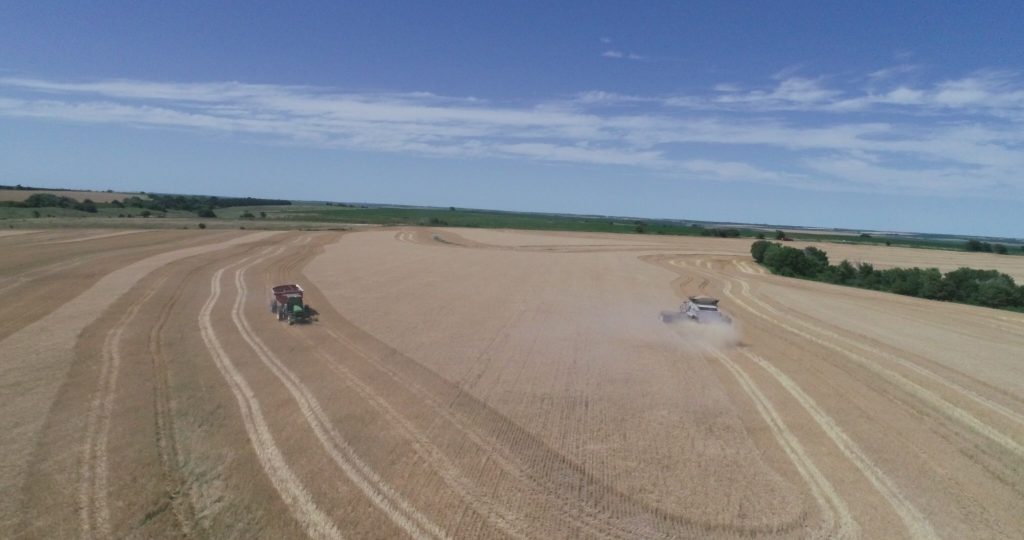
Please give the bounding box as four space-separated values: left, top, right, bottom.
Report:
601 50 644 61
868 64 920 81
1 72 1023 199
713 77 840 107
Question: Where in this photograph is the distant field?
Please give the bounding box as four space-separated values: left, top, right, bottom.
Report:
214 204 1024 254
3 195 1021 255
792 240 1024 283
0 190 144 203
220 204 762 236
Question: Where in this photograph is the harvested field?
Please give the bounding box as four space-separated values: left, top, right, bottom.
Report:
2 227 1022 538
0 190 144 203
791 241 1024 283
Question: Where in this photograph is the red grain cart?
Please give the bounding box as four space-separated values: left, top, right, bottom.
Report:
270 284 317 324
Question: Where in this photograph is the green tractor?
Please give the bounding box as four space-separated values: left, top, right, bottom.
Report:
271 284 318 325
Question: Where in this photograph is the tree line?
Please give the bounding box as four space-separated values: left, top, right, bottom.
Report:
3 192 290 218
121 194 290 213
964 239 1016 254
750 240 1024 311
11 193 100 212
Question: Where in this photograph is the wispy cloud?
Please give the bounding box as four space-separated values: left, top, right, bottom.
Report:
682 70 1024 122
868 64 920 81
601 50 645 61
1 70 1023 199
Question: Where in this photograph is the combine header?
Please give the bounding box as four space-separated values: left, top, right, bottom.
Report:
270 284 318 325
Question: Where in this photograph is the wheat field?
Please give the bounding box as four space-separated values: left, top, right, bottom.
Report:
2 227 1022 538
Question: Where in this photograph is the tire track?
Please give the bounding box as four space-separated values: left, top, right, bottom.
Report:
317 318 813 538
265 237 541 538
737 277 1024 427
198 254 343 540
703 347 856 540
315 325 644 540
281 237 819 538
149 261 218 537
232 255 448 540
35 230 153 246
0 257 90 295
297 329 530 540
673 258 1024 459
79 276 167 539
292 238 645 538
741 350 938 539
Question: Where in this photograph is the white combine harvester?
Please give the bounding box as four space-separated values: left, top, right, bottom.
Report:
661 296 732 325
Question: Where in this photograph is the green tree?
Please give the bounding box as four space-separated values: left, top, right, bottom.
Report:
993 243 1008 254
835 260 857 284
750 240 773 263
975 275 1019 308
76 199 98 213
803 247 829 275
763 244 814 277
23 193 72 208
855 263 877 288
917 268 945 299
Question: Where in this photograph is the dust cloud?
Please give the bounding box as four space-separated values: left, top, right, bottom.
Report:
663 317 743 349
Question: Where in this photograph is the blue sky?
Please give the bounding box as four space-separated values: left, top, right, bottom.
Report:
2 1 1023 236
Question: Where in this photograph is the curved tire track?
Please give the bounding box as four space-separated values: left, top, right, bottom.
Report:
78 276 167 538
704 347 856 540
673 258 1024 459
741 350 937 539
232 253 447 540
198 255 343 540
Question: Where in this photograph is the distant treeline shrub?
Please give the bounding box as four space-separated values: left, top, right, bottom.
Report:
1 191 290 218
122 194 290 213
750 240 1024 311
965 239 1009 254
16 193 98 212
701 227 742 238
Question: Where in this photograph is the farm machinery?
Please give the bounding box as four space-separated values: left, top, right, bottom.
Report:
661 296 732 325
270 284 318 325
